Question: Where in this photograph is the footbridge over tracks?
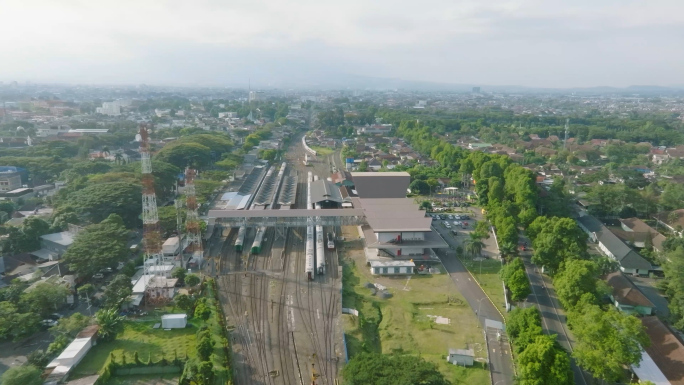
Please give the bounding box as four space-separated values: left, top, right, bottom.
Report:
207 208 366 227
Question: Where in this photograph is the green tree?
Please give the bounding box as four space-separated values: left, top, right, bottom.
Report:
517 334 573 385
419 200 432 211
102 274 133 309
570 305 649 382
409 179 429 195
158 205 182 236
500 258 531 302
196 332 215 361
21 282 70 317
155 142 213 169
194 302 211 321
77 283 95 299
507 307 544 354
174 294 194 314
341 352 448 385
185 274 200 287
62 182 142 227
465 238 485 258
95 308 125 342
49 312 91 338
0 301 40 340
358 160 369 172
530 217 587 274
0 365 43 385
501 258 532 301
63 215 129 278
553 259 599 309
172 267 187 285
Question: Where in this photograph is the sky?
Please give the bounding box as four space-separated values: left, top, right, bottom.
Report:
1 0 684 88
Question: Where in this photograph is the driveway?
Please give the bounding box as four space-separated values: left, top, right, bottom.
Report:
433 210 515 385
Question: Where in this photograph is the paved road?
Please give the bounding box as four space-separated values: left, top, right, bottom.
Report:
434 222 515 385
518 234 594 385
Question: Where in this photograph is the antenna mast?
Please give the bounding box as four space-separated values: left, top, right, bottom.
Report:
564 118 569 150
140 125 162 277
184 167 203 277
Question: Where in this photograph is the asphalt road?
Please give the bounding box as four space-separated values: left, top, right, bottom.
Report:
518 234 594 385
433 223 515 385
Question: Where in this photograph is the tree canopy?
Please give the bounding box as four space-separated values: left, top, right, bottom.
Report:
60 182 142 227
500 258 531 302
341 352 448 385
63 214 129 278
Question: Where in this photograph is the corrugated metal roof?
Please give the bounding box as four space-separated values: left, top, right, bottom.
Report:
310 179 343 203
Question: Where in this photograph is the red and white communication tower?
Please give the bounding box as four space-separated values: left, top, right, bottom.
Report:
139 125 163 276
184 167 203 274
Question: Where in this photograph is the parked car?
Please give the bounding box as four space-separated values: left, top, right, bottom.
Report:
41 319 58 328
453 221 461 226
463 222 469 227
93 273 104 280
448 215 454 220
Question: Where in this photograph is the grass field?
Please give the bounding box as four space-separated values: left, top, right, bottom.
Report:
73 284 230 384
310 146 335 155
72 320 198 378
341 245 490 384
461 257 507 317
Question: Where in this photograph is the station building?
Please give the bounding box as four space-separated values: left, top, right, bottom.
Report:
349 172 449 266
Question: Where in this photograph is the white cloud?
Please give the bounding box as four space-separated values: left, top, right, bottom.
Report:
0 0 683 87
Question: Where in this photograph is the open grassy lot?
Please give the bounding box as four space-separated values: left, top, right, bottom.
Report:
341 245 490 384
310 145 335 155
73 283 230 384
71 320 198 378
461 257 507 317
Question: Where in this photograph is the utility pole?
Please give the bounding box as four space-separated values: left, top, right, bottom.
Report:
564 118 569 150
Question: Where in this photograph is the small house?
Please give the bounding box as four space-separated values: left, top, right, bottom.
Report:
162 314 188 329
447 348 474 366
605 271 655 316
370 260 415 275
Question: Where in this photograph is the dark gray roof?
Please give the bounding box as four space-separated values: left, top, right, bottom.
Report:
310 180 343 204
350 172 410 199
577 215 603 233
578 215 652 271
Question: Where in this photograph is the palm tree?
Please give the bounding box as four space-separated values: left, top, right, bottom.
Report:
95 308 125 342
101 146 110 157
499 241 519 261
465 238 485 259
113 153 123 165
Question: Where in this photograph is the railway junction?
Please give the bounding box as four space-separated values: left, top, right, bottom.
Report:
207 134 450 385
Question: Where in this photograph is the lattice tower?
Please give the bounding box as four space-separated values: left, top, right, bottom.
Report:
139 125 163 277
184 167 203 273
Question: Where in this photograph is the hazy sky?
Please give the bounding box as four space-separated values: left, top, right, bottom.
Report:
2 0 683 88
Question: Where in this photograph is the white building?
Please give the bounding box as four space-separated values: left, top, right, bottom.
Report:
96 102 121 116
370 260 415 275
249 91 259 102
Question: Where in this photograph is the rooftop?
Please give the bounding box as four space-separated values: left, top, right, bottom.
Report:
606 271 655 308
310 179 344 204
357 198 432 231
362 225 450 249
350 172 410 199
40 231 76 247
370 260 416 267
640 316 684 385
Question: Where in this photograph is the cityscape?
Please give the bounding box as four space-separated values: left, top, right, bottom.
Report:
2 2 684 385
